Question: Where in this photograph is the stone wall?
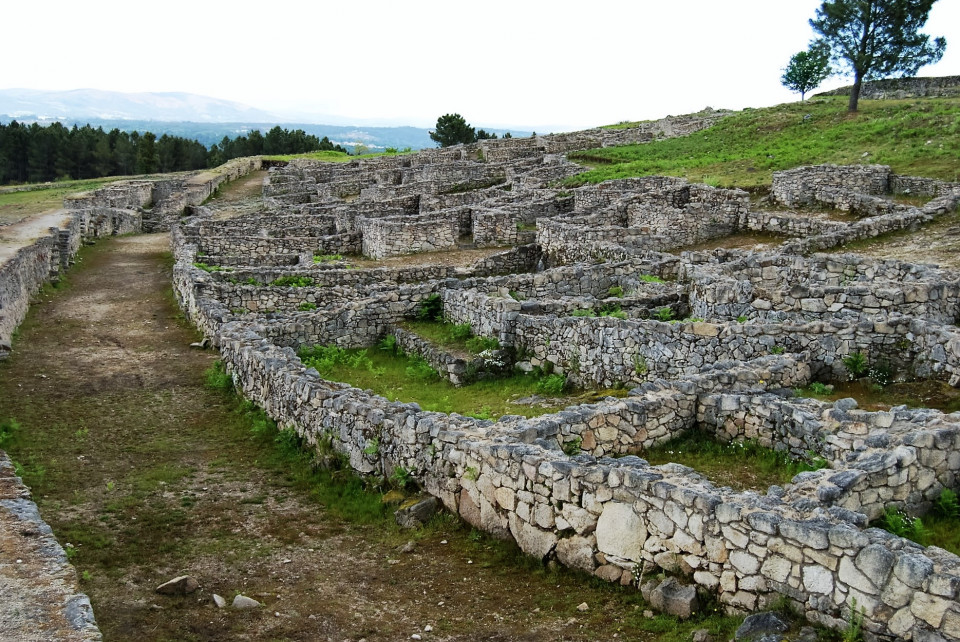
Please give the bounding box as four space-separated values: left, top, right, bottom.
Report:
360 215 460 259
202 316 960 641
772 165 892 207
0 454 100 641
170 150 960 639
683 252 960 325
815 75 960 99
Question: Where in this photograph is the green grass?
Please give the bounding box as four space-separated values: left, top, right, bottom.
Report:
873 489 960 555
401 320 477 353
565 96 960 189
642 429 829 491
0 177 117 224
298 343 566 419
203 362 391 525
262 150 353 163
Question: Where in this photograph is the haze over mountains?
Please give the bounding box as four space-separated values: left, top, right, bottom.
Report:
0 88 531 151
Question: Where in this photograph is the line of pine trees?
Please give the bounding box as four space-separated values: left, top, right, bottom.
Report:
0 122 346 185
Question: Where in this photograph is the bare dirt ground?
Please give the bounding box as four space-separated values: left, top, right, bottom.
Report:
0 209 72 264
829 208 960 269
0 181 676 641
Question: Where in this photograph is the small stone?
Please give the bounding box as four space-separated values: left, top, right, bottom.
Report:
401 541 417 554
395 496 440 528
692 629 713 642
577 602 589 612
155 575 199 595
735 612 789 640
411 635 422 640
232 594 261 609
648 577 699 619
212 594 226 608
424 625 433 632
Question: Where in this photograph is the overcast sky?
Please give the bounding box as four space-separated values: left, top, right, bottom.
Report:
4 0 959 131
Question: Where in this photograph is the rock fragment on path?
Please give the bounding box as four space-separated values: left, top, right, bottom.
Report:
395 496 439 528
155 575 199 595
232 594 261 609
212 594 227 608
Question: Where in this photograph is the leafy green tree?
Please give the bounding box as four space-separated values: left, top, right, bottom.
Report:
136 132 158 174
781 42 832 100
429 113 476 147
810 0 946 112
476 129 497 140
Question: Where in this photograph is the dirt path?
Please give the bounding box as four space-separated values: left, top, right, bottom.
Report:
0 235 674 641
0 209 73 265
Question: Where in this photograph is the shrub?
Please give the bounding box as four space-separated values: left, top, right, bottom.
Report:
809 382 831 396
562 436 583 456
638 274 664 283
843 351 869 379
204 361 234 392
0 418 21 449
465 336 499 354
378 334 399 354
571 309 594 317
390 466 413 490
878 506 930 545
655 307 674 322
404 356 438 381
298 302 317 311
271 275 315 287
608 285 624 297
598 303 627 319
536 373 567 396
417 294 443 322
934 488 960 519
450 323 474 341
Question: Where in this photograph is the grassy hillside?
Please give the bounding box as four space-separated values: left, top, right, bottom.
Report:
564 95 960 190
0 178 116 225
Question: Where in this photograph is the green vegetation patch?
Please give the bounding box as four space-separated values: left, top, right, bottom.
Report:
874 488 960 555
298 343 565 419
567 96 960 189
795 379 960 413
642 429 829 491
400 319 499 355
0 178 116 224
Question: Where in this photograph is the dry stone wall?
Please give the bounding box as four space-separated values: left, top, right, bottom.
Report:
168 120 960 640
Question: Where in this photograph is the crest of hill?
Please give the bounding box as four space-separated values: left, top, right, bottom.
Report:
565 81 960 190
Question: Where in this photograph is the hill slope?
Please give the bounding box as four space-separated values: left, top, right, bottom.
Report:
565 95 960 189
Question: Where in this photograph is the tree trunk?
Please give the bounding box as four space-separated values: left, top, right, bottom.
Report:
848 72 863 112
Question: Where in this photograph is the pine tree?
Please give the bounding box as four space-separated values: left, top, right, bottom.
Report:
810 0 946 112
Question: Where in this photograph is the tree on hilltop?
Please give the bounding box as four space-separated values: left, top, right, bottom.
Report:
781 42 832 100
810 0 946 112
430 113 477 147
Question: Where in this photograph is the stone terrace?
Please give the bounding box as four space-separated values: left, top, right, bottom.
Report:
169 126 960 641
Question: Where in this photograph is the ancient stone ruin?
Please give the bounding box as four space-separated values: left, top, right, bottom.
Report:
167 127 960 641
3 108 960 640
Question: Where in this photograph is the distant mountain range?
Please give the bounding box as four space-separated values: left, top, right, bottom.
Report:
0 88 278 123
0 88 529 151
